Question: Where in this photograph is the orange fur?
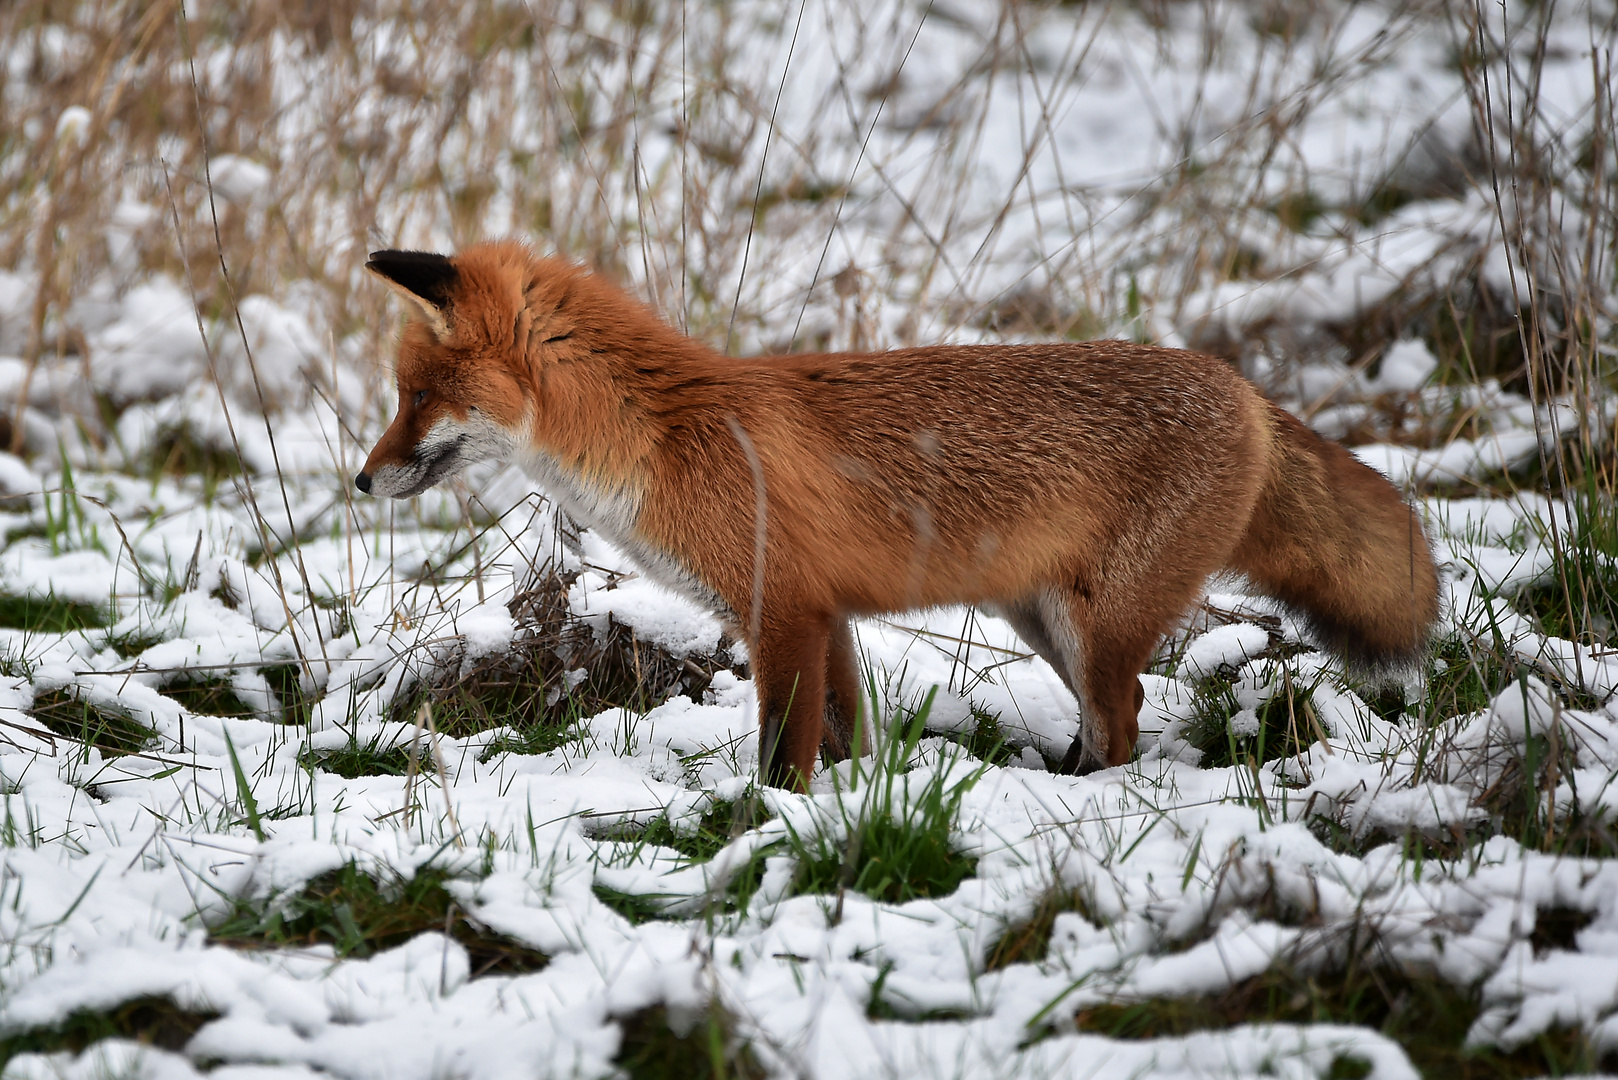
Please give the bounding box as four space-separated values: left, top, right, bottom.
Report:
360 240 1441 791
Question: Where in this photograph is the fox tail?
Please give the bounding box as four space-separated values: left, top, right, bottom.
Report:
1229 402 1441 674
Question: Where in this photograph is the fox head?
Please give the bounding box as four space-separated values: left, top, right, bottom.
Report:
356 244 537 498
359 240 685 510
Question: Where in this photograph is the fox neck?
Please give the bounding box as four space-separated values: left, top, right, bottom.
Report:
511 307 736 619
512 368 654 541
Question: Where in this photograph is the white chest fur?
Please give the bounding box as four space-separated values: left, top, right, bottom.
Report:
515 448 738 626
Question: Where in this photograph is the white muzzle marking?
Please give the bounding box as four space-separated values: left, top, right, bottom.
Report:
365 413 518 498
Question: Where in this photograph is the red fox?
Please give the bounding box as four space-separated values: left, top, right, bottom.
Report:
358 240 1440 791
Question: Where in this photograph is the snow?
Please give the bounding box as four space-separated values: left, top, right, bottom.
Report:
4 517 1613 1080
0 0 1614 1078
53 106 90 147
1180 624 1273 679
211 295 325 411
1372 340 1439 394
88 280 210 405
207 156 273 205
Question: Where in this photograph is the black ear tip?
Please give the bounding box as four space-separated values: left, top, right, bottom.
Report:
367 248 452 264
366 249 458 304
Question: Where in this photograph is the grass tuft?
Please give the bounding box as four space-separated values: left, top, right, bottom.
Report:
1186 667 1321 770
398 573 735 751
612 1003 765 1080
786 691 981 906
1330 275 1527 396
298 735 414 779
475 711 583 761
30 689 155 757
937 704 1017 768
1311 806 1618 866
1473 734 1618 858
1326 1055 1373 1080
865 961 975 1022
599 797 774 865
0 595 109 633
143 423 244 499
593 885 679 927
0 997 217 1066
395 643 588 746
1422 631 1517 724
1517 474 1618 646
1069 959 1614 1079
1269 189 1326 233
985 884 1100 971
592 797 775 924
210 862 547 976
160 677 259 719
594 703 988 921
261 663 318 726
100 626 168 660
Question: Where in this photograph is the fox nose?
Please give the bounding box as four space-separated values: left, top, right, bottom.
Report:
354 472 372 494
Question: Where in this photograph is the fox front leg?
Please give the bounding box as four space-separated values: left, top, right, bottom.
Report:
752 615 831 792
821 618 867 762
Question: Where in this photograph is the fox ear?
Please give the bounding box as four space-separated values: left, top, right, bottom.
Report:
367 250 456 340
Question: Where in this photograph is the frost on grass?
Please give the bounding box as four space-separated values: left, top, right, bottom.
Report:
1 0 1617 1077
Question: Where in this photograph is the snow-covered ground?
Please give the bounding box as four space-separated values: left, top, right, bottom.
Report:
1 0 1615 1077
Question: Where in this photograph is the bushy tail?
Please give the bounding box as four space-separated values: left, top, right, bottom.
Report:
1229 402 1441 673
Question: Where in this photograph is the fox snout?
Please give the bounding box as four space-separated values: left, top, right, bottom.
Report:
357 425 478 499
357 410 522 499
355 454 437 500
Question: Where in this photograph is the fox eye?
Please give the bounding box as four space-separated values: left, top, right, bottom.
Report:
413 389 428 408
